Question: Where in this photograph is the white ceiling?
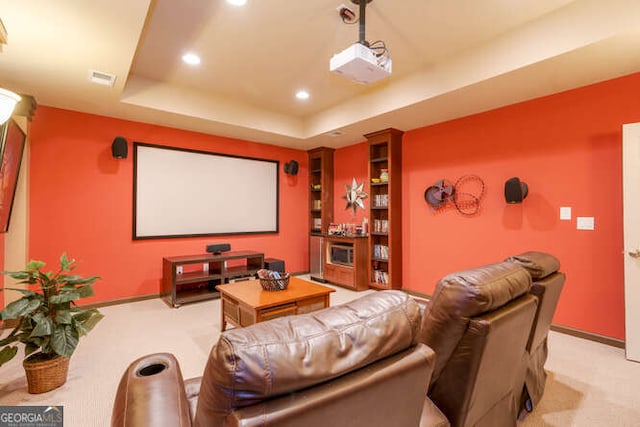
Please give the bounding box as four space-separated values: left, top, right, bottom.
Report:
2 0 640 149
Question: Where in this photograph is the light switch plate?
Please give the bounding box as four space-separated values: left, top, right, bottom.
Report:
560 207 571 220
577 216 595 230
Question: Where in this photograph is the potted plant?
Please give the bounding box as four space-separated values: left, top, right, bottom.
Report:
0 253 103 393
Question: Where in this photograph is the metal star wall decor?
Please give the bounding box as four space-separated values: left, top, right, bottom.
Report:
342 177 368 214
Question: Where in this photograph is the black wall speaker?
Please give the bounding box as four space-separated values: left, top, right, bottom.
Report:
112 136 128 159
206 243 231 254
504 177 529 203
284 160 299 176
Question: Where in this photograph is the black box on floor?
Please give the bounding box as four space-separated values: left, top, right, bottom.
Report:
264 258 285 273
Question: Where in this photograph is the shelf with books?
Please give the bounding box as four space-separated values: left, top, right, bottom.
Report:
372 269 389 285
366 128 403 290
372 244 389 260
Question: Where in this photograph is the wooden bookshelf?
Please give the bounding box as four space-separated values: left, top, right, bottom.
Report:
366 128 403 290
308 147 334 234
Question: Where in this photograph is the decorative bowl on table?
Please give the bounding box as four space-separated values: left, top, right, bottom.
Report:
257 269 290 291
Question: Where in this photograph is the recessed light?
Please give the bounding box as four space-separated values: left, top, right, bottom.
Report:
296 90 310 100
227 0 247 6
182 52 201 66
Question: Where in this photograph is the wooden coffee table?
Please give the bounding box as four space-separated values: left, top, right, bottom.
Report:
217 277 335 331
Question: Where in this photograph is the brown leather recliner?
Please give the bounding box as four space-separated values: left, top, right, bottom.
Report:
417 261 538 427
111 291 449 427
506 251 565 414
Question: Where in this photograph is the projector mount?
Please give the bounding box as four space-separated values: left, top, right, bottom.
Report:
351 0 373 47
343 0 389 61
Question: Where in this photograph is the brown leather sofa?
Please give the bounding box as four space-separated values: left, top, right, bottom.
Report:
417 261 538 427
506 251 565 415
111 291 450 427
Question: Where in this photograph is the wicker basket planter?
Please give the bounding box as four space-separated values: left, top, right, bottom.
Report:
23 355 69 394
0 254 103 394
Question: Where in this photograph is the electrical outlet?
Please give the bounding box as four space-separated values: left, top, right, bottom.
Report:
576 216 595 230
203 263 209 272
176 266 183 275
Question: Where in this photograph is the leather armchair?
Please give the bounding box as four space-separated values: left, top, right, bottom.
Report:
506 251 565 414
112 291 449 427
417 261 538 427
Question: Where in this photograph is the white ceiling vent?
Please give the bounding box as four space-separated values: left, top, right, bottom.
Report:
88 69 116 87
326 130 344 137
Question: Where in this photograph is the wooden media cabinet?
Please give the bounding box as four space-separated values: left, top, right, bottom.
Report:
162 251 264 308
323 235 369 291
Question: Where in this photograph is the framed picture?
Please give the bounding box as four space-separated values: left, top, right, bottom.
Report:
0 119 26 233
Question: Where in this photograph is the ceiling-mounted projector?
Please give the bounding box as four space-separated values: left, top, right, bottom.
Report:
330 0 392 84
330 43 392 84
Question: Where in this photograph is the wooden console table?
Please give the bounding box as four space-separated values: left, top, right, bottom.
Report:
162 251 264 308
217 277 335 331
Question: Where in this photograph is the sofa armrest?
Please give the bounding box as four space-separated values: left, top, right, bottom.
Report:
111 353 193 427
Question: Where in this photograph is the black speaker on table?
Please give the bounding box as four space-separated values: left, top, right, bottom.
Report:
112 136 128 159
264 258 285 273
284 160 299 176
206 243 231 254
504 177 529 203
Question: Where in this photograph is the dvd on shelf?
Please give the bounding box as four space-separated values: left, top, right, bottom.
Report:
373 194 389 207
373 219 389 233
372 269 389 284
373 244 389 259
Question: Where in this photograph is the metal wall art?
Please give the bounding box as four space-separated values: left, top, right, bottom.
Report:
424 174 485 216
343 177 368 214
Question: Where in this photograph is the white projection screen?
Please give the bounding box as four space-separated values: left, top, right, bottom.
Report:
134 143 279 239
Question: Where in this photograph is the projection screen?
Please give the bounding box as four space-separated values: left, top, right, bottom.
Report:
133 142 279 239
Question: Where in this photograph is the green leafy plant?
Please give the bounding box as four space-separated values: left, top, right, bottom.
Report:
0 253 103 367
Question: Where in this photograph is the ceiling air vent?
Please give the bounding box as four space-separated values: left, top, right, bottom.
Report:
88 69 116 87
326 130 344 137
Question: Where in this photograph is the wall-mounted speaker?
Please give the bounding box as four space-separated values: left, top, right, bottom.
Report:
504 177 529 203
112 136 128 159
284 160 299 176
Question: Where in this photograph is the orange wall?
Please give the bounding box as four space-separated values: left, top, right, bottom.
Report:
402 73 640 341
333 142 368 226
336 72 640 340
28 107 308 303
